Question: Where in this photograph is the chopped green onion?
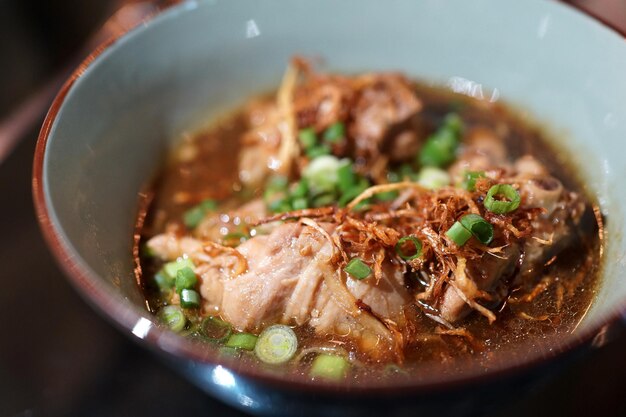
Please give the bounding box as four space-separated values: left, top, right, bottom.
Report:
290 179 309 198
254 325 298 364
154 271 174 292
344 258 372 280
158 305 186 332
303 155 342 194
268 197 292 213
312 193 336 208
417 166 450 190
386 171 401 183
446 221 472 246
183 199 218 229
200 316 232 342
399 163 418 180
323 122 346 144
420 138 455 167
175 267 197 292
460 214 494 245
484 184 521 214
291 197 309 210
306 144 331 158
264 176 289 205
223 232 249 246
395 236 423 260
225 333 258 351
310 354 349 380
267 175 289 191
337 161 355 192
180 289 201 309
163 258 195 279
461 171 486 191
443 113 463 134
338 177 370 207
375 190 399 202
298 128 318 149
418 113 463 167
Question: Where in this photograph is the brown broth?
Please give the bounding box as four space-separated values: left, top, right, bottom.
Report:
137 82 602 381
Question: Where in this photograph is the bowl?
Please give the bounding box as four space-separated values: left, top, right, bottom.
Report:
33 0 626 415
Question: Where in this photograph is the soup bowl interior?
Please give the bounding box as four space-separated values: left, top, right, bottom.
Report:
35 0 626 409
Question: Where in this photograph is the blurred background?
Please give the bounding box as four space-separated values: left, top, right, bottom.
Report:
1 1 625 416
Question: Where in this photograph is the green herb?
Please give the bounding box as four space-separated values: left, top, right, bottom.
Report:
183 199 218 229
158 305 186 332
460 214 494 245
344 258 372 280
446 221 473 246
225 333 258 351
175 267 198 293
395 236 423 260
298 128 318 149
484 184 521 214
322 122 346 144
254 325 298 364
180 288 201 309
418 113 463 167
310 354 349 380
461 171 486 191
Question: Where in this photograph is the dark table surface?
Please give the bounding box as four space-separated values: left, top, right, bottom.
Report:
2 1 626 416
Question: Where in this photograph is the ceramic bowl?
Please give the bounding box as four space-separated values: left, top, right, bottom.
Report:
33 0 626 415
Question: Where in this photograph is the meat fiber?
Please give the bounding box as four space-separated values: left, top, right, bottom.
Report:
148 222 411 360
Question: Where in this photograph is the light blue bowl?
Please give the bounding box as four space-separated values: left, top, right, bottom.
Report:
34 0 626 415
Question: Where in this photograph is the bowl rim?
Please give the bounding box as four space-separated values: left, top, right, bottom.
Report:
32 0 626 396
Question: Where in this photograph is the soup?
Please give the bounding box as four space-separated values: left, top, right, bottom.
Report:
135 59 602 381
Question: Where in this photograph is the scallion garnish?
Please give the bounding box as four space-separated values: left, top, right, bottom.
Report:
268 197 292 213
290 179 309 198
337 161 355 192
461 171 486 191
158 305 186 332
323 122 345 144
183 199 218 229
180 288 201 309
375 190 399 202
395 236 423 260
446 221 472 246
199 316 232 342
484 184 521 214
310 354 349 380
302 155 342 194
312 193 336 208
225 333 258 351
267 175 289 192
154 271 174 292
344 258 372 280
306 144 331 159
417 166 451 190
298 128 318 149
175 266 198 293
163 258 195 279
338 177 369 207
254 325 298 364
460 214 494 245
418 113 463 167
291 197 309 210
